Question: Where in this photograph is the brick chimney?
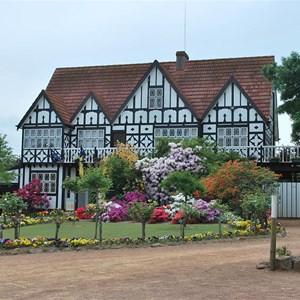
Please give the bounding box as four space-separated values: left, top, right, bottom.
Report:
176 51 189 70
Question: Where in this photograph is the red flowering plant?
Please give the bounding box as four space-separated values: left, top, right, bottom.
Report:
75 207 93 220
149 205 171 224
16 178 51 212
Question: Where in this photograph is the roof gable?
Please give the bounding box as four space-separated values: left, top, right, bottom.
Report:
17 90 69 129
202 76 268 123
160 55 274 119
70 91 112 123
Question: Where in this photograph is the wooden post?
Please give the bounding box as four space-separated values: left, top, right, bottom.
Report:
270 194 277 271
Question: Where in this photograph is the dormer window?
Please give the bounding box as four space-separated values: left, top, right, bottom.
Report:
149 87 163 109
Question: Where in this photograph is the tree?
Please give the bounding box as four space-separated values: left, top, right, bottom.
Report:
262 52 300 142
79 166 112 241
0 192 27 239
201 160 279 213
50 209 66 240
0 134 17 184
127 201 156 241
161 171 206 238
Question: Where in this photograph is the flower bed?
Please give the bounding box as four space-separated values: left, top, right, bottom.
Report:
0 227 270 252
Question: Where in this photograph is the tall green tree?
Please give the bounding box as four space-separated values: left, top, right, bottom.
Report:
262 52 300 142
0 134 17 184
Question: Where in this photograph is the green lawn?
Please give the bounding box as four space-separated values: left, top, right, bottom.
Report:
3 221 224 240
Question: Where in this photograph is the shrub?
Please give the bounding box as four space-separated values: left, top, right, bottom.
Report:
75 207 93 219
16 178 51 211
149 206 171 223
201 160 280 210
136 143 205 203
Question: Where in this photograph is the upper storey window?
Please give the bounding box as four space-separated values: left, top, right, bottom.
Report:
217 127 248 147
149 87 163 109
78 129 104 148
23 128 62 149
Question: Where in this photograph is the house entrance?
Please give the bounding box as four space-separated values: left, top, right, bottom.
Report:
111 131 126 147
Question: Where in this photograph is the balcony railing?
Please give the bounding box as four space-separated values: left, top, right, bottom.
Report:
22 145 300 164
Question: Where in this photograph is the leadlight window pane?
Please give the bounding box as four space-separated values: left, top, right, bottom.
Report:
24 129 30 137
218 128 224 136
50 173 56 181
37 129 42 136
44 129 49 136
31 139 36 148
44 173 50 181
226 128 231 136
50 129 55 137
149 88 155 97
98 140 104 148
149 98 155 108
169 128 175 136
191 128 197 136
162 128 168 136
241 128 247 135
157 88 163 97
226 138 231 146
78 131 84 138
218 138 224 147
36 138 41 148
38 173 43 180
24 139 29 148
156 98 162 108
233 137 239 146
99 131 104 138
31 173 37 179
86 131 91 138
49 138 55 147
184 128 190 136
154 129 161 137
43 139 48 147
56 128 62 135
50 183 56 193
55 139 60 148
241 137 247 146
31 130 36 137
234 128 239 135
44 182 49 193
85 140 91 148
177 129 183 137
92 140 97 148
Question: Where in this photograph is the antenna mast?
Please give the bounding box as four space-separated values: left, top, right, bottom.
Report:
184 2 187 51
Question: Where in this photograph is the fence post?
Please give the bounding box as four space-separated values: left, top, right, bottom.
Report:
270 194 278 271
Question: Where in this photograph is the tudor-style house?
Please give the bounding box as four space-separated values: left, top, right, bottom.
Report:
17 51 278 209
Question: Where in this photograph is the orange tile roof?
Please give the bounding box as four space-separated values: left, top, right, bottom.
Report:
45 55 274 124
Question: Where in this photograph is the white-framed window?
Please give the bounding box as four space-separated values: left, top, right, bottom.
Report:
149 87 163 109
154 127 198 140
217 127 248 147
78 129 104 148
23 128 62 149
31 172 57 194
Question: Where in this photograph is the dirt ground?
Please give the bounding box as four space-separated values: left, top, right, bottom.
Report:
1 219 300 300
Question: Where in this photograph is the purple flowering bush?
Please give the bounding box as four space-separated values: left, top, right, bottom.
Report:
167 193 220 223
106 201 128 222
123 191 148 204
135 143 205 203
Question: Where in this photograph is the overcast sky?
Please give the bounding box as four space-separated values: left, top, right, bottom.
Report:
0 0 299 154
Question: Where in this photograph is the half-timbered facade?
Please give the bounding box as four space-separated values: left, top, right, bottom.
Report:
17 51 278 209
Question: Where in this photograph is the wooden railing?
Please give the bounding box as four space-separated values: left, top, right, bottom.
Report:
22 145 300 164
